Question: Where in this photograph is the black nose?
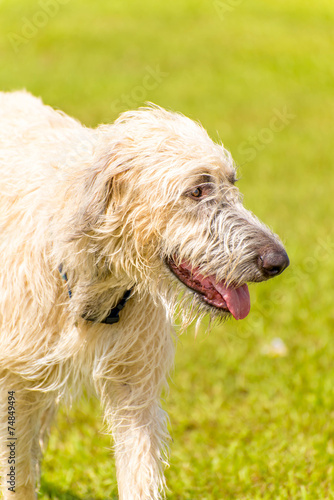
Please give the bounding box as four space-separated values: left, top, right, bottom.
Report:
258 248 290 278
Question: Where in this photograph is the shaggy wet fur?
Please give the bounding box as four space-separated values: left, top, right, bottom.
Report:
0 91 288 499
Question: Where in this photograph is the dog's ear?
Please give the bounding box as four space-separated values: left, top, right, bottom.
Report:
66 145 130 238
78 157 114 230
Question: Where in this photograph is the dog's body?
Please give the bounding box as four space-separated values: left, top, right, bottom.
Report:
0 91 288 499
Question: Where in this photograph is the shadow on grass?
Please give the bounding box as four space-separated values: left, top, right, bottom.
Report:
40 478 118 500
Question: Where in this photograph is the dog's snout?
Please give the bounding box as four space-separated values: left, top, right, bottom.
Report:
258 247 290 278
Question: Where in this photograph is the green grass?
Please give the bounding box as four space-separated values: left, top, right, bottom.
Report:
0 0 333 498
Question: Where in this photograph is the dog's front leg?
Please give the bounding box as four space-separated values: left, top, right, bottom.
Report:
111 398 170 500
94 300 175 500
99 372 173 500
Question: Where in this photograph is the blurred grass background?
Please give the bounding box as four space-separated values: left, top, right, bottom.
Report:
0 0 333 498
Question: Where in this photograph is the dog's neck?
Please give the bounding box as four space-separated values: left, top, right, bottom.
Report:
58 264 133 324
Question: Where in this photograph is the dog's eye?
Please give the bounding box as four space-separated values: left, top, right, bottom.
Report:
185 183 213 201
190 187 202 198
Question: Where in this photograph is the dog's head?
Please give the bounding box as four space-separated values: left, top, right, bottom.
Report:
70 106 289 322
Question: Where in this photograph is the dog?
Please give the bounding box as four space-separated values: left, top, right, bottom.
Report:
0 91 289 499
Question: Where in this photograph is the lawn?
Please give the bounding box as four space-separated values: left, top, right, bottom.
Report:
0 0 334 498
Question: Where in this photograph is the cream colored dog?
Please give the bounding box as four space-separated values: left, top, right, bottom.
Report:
0 91 289 499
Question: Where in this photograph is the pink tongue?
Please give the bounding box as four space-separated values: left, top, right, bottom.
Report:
213 282 250 320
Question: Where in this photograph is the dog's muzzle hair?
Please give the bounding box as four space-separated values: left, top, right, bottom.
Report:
0 91 289 500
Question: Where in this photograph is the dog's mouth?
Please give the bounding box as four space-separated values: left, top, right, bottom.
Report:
167 258 250 320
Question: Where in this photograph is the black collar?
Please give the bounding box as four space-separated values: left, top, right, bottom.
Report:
85 288 132 324
58 265 133 324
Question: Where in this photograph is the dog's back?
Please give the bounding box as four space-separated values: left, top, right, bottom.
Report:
0 90 92 184
0 90 95 224
0 90 80 136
